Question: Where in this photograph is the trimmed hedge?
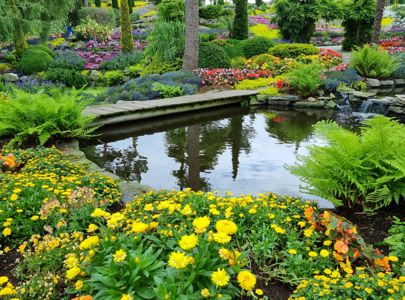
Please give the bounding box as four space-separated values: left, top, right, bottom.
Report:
199 42 231 68
242 37 275 58
269 43 319 58
16 49 53 75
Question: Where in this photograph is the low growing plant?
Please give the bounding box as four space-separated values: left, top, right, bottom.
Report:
0 89 96 146
241 37 275 59
350 45 399 79
286 63 323 97
383 217 405 261
269 43 319 58
289 116 405 213
16 49 53 75
99 52 144 71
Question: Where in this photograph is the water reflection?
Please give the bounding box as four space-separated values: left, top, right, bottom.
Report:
81 106 335 207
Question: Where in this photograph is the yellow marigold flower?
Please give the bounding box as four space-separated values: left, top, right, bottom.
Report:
365 287 373 294
324 268 332 275
288 249 297 255
113 249 127 263
168 251 190 269
268 213 275 219
219 248 231 260
87 224 98 233
201 288 211 298
65 254 79 268
213 232 232 244
344 282 353 288
79 236 100 250
323 240 332 246
66 266 81 280
248 208 257 214
193 216 210 234
308 251 318 258
30 215 39 221
388 256 398 262
91 208 109 218
255 289 263 296
2 228 11 237
179 234 198 250
320 249 329 257
181 204 194 215
75 280 83 290
216 220 237 235
211 268 230 287
0 276 8 284
10 194 18 201
304 228 313 237
237 270 256 291
132 221 149 234
120 294 133 300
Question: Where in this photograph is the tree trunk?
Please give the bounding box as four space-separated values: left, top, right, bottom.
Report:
120 0 134 52
83 0 89 7
183 0 200 70
372 0 385 43
186 125 201 191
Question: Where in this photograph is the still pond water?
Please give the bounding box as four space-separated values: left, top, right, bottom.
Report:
81 106 362 208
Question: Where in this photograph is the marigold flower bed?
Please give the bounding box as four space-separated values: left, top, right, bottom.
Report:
0 148 403 299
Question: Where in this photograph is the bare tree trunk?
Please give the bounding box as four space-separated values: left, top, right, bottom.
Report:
83 0 89 7
372 0 385 43
186 125 201 191
183 0 200 70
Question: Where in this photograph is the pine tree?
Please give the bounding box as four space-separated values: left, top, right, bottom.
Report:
112 0 119 9
232 0 248 40
120 0 134 52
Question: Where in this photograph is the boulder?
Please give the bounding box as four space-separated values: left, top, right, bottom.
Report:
325 100 337 109
394 79 405 86
3 72 19 82
348 90 378 100
366 78 381 88
379 80 395 87
267 95 299 106
294 100 326 108
388 105 405 115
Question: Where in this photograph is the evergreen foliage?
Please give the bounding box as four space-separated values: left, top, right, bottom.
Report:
232 0 248 40
286 63 323 97
289 116 405 213
157 0 185 22
273 0 320 43
341 0 376 51
16 49 53 75
199 42 231 68
120 0 135 53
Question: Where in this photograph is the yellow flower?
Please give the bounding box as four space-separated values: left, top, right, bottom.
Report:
132 221 149 234
193 216 210 233
2 228 11 237
216 220 237 235
344 282 353 288
201 288 211 298
237 270 256 291
308 251 318 258
181 204 194 215
219 248 231 260
0 276 8 284
91 208 109 218
113 249 127 263
10 194 18 201
75 280 83 290
30 215 39 221
168 251 191 269
388 256 398 262
66 266 81 280
120 294 133 300
304 228 313 237
79 236 100 250
320 249 329 257
365 287 373 294
255 289 263 296
87 224 98 233
288 249 297 255
211 268 230 287
179 234 198 250
213 232 232 244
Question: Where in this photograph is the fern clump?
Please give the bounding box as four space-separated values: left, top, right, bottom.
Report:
289 116 405 213
0 89 97 147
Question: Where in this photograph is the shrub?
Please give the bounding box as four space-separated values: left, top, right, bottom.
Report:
258 86 280 95
45 68 90 88
199 42 231 68
350 45 399 79
130 11 140 23
232 0 248 40
99 52 144 70
29 45 54 57
145 21 185 62
0 89 96 146
287 63 323 97
250 53 279 69
104 70 124 85
0 63 11 73
242 37 275 58
211 39 245 59
75 17 112 42
16 49 53 75
141 59 182 75
393 52 405 79
269 43 319 58
322 69 362 93
235 78 273 90
273 0 320 43
249 24 279 40
79 7 117 26
230 56 247 69
289 116 405 213
383 217 405 261
152 82 184 98
199 5 232 19
157 0 185 21
50 50 86 70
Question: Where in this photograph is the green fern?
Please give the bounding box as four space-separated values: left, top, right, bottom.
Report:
0 89 97 147
289 116 405 213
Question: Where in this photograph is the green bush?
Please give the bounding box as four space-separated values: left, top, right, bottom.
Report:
50 50 86 70
232 0 248 40
16 49 53 75
104 70 124 85
199 42 231 68
230 56 247 69
383 217 405 261
75 17 112 42
273 0 320 43
0 89 96 146
289 116 405 213
157 0 185 22
130 11 140 23
241 37 275 58
100 52 144 70
145 21 185 62
286 63 323 97
350 45 399 79
0 63 11 74
199 5 232 19
269 43 319 58
45 68 90 88
393 53 405 80
29 45 54 57
79 7 117 27
152 82 184 98
211 39 245 58
141 59 182 75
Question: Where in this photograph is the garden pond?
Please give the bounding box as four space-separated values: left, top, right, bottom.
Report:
81 104 395 209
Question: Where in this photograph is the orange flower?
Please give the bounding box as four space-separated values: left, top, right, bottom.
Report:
71 296 93 300
334 240 349 254
304 207 315 222
375 256 391 272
